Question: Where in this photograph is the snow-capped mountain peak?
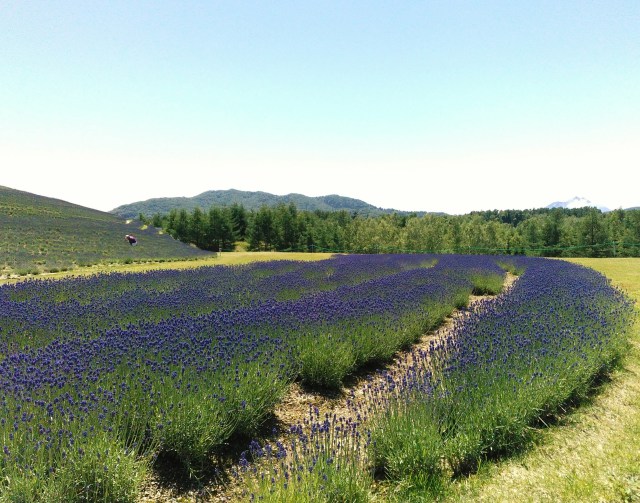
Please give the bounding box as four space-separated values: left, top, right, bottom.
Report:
546 196 610 212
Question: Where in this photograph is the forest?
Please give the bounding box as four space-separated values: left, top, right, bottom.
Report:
143 203 640 257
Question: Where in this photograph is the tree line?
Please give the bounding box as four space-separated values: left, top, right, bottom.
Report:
141 203 640 257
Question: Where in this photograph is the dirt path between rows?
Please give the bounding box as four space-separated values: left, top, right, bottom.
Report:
138 273 517 502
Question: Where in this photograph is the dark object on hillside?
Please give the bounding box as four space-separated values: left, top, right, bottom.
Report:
125 234 137 246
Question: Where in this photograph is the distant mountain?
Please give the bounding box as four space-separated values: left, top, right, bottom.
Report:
0 185 212 277
110 189 429 220
546 196 610 212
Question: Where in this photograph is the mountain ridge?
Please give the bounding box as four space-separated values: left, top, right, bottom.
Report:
111 189 632 220
110 189 432 220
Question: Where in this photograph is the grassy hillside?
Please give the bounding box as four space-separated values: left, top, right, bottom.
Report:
0 186 213 277
110 188 430 219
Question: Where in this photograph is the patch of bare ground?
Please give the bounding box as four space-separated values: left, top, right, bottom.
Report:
138 273 517 502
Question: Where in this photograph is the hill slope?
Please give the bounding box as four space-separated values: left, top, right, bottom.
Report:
110 189 427 219
0 186 212 277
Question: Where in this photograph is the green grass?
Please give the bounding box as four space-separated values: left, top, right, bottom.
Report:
44 435 147 503
445 257 640 503
469 271 505 295
296 334 357 390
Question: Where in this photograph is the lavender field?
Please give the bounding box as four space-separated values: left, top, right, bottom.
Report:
0 255 634 502
237 258 635 502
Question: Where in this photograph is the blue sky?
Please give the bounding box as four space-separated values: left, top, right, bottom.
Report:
1 1 638 214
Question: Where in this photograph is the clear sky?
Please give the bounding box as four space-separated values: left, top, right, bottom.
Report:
1 1 639 214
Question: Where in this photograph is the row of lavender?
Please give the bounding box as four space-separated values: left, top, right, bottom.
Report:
1 255 438 350
240 258 635 502
0 254 503 501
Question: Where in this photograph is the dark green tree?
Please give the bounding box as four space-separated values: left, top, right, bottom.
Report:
579 209 608 257
229 203 249 241
622 209 640 257
174 209 190 242
151 213 164 228
205 207 235 251
189 207 207 248
275 203 301 251
541 209 563 256
248 206 278 251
